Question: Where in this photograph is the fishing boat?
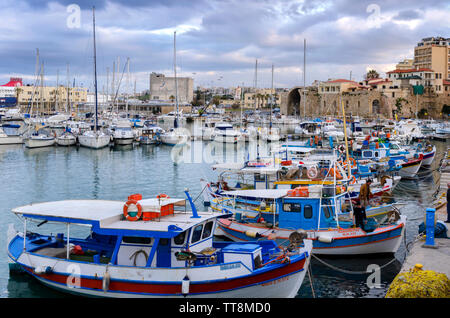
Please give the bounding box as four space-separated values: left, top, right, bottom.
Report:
7 189 312 298
138 125 163 145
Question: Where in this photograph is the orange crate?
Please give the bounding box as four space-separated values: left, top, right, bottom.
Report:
142 211 160 221
161 204 174 216
296 187 309 197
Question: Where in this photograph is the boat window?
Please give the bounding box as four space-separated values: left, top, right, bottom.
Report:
202 221 214 239
122 236 152 245
159 238 170 246
191 224 204 243
322 200 331 218
254 173 265 182
283 203 302 212
363 151 372 158
324 206 331 219
304 205 313 219
173 231 187 246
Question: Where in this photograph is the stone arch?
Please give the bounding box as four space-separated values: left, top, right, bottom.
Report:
287 87 301 116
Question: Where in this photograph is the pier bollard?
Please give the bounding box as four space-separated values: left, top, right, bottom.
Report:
422 208 438 249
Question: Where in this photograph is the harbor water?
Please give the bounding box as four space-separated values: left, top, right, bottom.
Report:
0 123 448 298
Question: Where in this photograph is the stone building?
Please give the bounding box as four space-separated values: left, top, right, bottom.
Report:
149 72 193 104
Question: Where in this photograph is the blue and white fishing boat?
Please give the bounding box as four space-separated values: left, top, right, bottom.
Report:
213 160 406 255
7 190 312 298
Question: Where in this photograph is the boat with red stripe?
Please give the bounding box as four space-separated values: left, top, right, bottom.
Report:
7 190 312 298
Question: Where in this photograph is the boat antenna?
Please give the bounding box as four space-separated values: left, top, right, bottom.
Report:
92 6 98 132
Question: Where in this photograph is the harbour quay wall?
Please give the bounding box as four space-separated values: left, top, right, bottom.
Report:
280 87 450 119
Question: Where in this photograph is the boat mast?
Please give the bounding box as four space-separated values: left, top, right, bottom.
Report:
55 69 59 113
270 63 274 131
40 62 44 116
303 38 306 119
30 48 40 116
126 57 130 115
66 63 70 114
174 31 179 128
92 6 98 133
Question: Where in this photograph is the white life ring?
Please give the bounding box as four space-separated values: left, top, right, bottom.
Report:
307 166 319 179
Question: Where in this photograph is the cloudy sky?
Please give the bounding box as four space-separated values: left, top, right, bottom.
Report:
0 0 449 93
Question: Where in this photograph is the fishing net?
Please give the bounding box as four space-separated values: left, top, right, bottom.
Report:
385 268 450 298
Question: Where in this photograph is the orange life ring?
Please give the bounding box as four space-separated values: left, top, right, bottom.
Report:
123 200 142 221
350 175 357 185
157 193 170 199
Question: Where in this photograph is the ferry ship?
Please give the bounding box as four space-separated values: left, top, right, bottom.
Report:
0 78 22 108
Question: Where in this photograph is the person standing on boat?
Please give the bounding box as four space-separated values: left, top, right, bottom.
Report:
353 201 367 231
359 179 372 208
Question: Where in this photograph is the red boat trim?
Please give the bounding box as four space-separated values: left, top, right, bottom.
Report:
20 256 307 296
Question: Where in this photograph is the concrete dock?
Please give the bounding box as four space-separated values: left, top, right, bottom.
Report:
398 196 450 279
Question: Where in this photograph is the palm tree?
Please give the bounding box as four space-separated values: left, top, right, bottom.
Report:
365 69 380 80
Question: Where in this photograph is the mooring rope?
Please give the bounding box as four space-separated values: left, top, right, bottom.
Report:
311 254 398 275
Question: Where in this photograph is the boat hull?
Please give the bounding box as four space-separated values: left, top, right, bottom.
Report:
0 136 23 144
8 235 311 298
216 217 406 255
56 136 77 146
78 134 110 149
421 150 435 167
114 137 134 145
24 138 55 148
398 159 422 178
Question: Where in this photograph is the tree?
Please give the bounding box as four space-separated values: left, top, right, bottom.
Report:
393 97 408 117
365 69 380 80
212 95 221 106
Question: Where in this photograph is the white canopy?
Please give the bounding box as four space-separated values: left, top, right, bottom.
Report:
220 189 288 199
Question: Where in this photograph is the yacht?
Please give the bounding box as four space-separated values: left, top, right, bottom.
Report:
214 123 243 143
24 130 55 148
113 120 135 145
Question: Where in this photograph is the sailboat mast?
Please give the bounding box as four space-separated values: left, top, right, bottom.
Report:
270 63 274 129
126 57 130 114
303 38 306 119
92 6 98 132
66 63 70 114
